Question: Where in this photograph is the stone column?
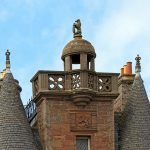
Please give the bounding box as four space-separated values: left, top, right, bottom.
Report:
80 53 87 70
90 57 95 71
64 56 72 71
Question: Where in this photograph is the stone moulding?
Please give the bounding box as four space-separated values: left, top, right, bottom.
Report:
72 89 95 106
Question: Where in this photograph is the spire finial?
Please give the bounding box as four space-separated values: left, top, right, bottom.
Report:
135 54 141 73
5 49 11 73
72 19 82 38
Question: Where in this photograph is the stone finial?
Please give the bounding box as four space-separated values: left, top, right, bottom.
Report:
72 19 82 38
5 49 11 73
135 54 141 73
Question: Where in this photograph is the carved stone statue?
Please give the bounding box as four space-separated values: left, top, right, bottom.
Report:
72 19 82 38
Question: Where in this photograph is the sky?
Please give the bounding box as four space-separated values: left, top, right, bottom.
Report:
0 0 150 104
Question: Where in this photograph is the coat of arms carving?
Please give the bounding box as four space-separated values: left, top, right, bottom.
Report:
70 111 97 131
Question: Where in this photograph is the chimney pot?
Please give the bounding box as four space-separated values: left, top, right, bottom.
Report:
126 62 132 75
120 68 124 76
124 65 127 74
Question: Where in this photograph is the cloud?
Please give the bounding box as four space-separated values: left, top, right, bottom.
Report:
90 0 150 99
90 1 149 65
0 10 10 22
81 0 104 11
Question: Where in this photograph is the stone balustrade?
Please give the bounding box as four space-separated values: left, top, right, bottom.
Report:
31 70 119 98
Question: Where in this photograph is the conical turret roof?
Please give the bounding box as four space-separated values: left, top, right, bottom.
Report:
0 50 38 149
121 55 150 150
0 73 38 149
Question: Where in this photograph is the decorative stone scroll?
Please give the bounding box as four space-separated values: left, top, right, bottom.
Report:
72 73 81 89
70 111 97 131
33 77 39 96
48 75 65 90
97 76 112 92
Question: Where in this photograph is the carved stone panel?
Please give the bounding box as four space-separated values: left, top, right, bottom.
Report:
72 73 81 89
97 76 112 92
70 111 97 132
48 75 65 90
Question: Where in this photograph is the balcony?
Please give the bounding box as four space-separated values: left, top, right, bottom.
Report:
31 70 119 99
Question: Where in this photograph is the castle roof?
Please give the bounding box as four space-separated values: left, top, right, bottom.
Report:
0 50 38 149
121 55 150 150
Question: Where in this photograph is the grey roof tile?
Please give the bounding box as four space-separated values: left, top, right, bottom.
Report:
121 72 150 150
0 73 38 150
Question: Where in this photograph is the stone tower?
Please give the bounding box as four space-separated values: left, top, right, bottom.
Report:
0 50 38 149
31 20 119 150
121 55 150 149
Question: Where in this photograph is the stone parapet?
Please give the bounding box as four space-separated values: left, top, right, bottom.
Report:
31 70 119 99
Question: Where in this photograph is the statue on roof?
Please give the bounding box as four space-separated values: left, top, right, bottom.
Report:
72 19 82 38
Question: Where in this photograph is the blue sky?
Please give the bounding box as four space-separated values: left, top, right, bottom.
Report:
0 0 150 104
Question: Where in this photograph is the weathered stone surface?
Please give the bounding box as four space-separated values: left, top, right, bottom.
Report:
114 75 134 112
62 37 96 60
0 73 38 150
36 95 115 150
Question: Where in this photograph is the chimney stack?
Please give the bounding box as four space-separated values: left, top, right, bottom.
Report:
120 62 132 76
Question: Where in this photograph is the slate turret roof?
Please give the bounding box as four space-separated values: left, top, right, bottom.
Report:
0 50 38 150
121 55 150 150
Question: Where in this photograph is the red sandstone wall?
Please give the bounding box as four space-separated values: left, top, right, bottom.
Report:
37 98 114 150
